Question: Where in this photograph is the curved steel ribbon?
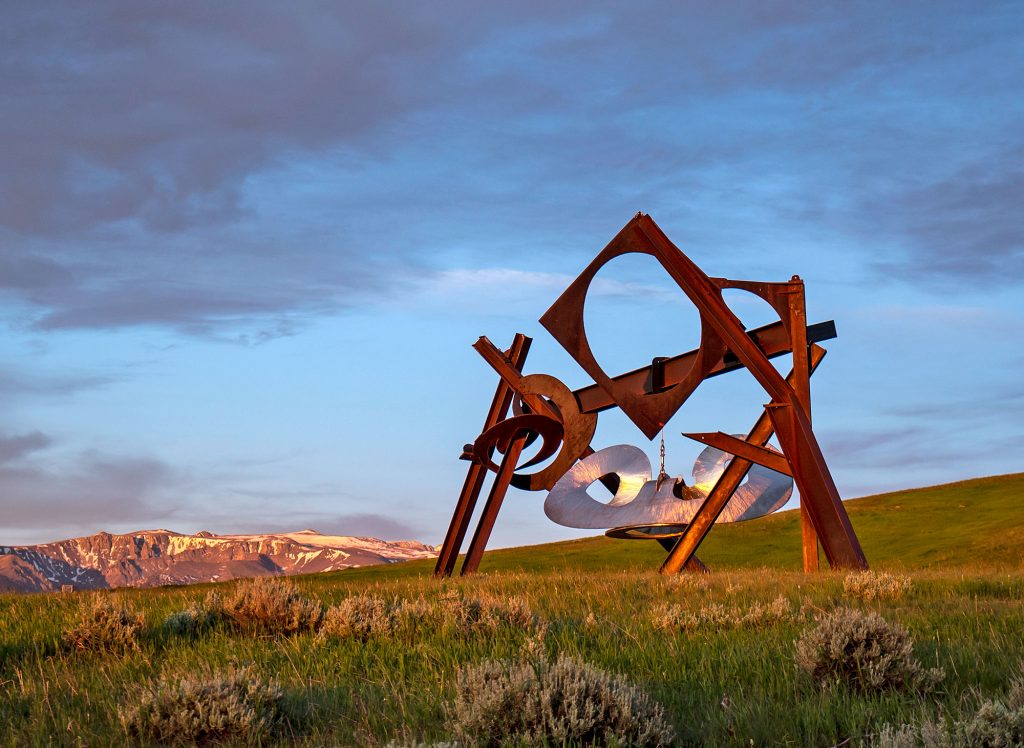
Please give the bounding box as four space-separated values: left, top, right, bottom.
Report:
544 440 791 529
472 413 564 473
509 373 597 491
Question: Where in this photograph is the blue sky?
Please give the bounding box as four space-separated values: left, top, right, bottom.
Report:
1 2 1021 547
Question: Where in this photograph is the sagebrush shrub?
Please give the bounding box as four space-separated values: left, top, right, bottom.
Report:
962 669 1024 747
874 720 954 748
843 571 912 601
449 654 675 747
962 699 1024 748
873 668 1024 746
220 576 323 635
162 607 219 638
655 595 795 632
62 596 144 654
121 665 293 745
399 590 537 635
794 608 944 693
320 594 398 640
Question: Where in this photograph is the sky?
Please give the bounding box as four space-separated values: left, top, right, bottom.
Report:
1 2 1022 549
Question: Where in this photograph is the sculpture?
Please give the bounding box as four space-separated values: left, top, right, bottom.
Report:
435 213 867 576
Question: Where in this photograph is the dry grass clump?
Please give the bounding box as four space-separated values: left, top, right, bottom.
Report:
450 654 674 748
399 590 538 635
62 596 144 654
962 696 1024 748
218 577 324 635
795 608 944 694
873 720 954 748
655 595 795 633
121 665 294 745
874 668 1024 746
161 605 220 639
317 590 540 642
844 571 913 601
320 594 398 640
658 572 708 593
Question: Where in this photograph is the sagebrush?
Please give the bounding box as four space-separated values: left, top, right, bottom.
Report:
61 596 144 654
121 665 296 745
161 605 219 638
218 576 324 635
844 571 912 602
449 654 675 747
874 664 1024 746
795 608 944 694
655 595 797 632
320 594 398 640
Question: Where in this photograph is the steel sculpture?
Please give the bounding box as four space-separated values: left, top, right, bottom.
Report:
435 213 867 577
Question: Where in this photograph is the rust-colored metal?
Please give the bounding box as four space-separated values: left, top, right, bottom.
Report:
473 414 563 473
661 344 827 574
765 402 865 569
441 213 865 576
682 432 793 476
461 429 529 575
434 334 530 577
572 319 836 414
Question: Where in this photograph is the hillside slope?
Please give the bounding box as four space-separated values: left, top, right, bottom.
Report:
340 472 1024 581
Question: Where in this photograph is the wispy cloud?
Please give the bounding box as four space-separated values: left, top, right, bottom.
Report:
0 366 118 399
0 431 52 465
1 1 1019 342
0 449 181 540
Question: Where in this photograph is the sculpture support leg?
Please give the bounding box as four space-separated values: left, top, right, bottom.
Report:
661 345 827 575
766 403 867 570
434 334 530 577
461 432 528 575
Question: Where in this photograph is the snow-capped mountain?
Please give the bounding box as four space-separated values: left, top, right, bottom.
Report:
0 529 436 592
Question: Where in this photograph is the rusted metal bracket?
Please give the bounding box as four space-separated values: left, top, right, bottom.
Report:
434 334 531 577
682 432 793 476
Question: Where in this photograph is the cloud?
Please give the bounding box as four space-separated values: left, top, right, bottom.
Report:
1 1 1020 343
0 450 180 535
865 148 1024 285
882 383 1024 424
0 366 118 399
0 431 52 465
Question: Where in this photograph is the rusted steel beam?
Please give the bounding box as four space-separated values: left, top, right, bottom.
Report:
473 337 561 420
801 503 819 572
782 280 819 571
765 403 867 570
633 216 864 570
461 432 528 575
655 538 709 572
434 334 531 577
573 319 836 414
660 345 826 574
682 432 793 476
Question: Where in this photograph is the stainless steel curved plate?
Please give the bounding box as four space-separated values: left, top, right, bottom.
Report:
544 439 792 531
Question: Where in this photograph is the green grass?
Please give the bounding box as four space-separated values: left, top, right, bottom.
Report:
2 473 1023 746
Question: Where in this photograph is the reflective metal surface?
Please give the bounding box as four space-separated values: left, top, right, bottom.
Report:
544 440 792 532
691 435 792 522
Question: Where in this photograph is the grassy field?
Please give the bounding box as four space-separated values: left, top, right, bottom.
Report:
1 473 1023 746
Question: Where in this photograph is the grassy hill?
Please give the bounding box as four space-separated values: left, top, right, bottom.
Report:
2 473 1023 747
339 471 1024 582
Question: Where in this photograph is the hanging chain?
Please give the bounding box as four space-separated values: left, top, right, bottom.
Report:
656 430 669 490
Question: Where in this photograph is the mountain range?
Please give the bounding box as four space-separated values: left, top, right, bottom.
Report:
0 529 436 593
